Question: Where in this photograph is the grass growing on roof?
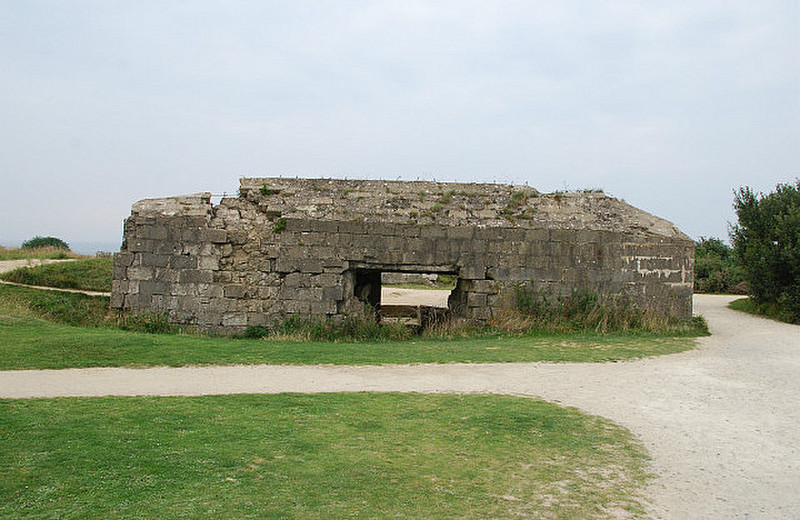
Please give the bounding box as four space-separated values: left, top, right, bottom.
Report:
0 393 651 519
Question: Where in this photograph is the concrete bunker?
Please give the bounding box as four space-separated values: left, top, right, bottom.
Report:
111 178 694 334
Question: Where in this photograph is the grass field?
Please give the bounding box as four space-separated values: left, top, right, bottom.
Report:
0 246 81 261
0 260 706 369
0 393 650 519
0 258 112 292
0 284 699 370
0 314 699 370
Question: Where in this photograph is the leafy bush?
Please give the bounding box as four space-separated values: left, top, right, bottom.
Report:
21 236 70 250
731 179 800 323
694 237 746 294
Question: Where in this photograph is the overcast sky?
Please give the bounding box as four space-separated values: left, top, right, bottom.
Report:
1 1 798 252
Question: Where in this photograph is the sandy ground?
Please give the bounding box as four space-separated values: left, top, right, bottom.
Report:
0 258 76 272
1 264 799 517
381 286 450 307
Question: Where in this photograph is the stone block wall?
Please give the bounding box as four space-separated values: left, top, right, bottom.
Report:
112 179 694 334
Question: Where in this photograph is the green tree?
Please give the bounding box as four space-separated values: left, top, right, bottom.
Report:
731 180 800 321
694 237 744 294
20 236 70 250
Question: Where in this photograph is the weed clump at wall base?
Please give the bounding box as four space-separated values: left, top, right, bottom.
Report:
507 284 708 335
116 310 177 334
245 313 413 342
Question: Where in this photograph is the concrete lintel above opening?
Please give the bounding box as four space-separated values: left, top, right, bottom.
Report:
348 262 458 275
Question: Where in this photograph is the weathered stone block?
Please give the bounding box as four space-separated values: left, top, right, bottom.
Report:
170 255 197 269
200 228 228 243
138 225 169 240
198 256 219 270
222 312 247 327
114 251 135 267
486 267 511 281
323 286 344 301
127 239 157 253
467 292 486 308
139 252 169 268
179 270 213 284
223 284 246 298
127 266 154 281
459 264 486 280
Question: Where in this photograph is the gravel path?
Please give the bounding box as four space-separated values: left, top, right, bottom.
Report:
1 294 798 517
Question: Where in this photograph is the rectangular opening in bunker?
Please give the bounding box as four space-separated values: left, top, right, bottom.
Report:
352 271 456 328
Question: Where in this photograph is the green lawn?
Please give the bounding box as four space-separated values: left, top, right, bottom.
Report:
0 282 701 370
0 258 112 292
0 393 650 519
0 316 698 370
728 297 800 325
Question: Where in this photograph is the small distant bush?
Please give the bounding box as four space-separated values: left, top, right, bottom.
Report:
694 237 746 294
21 236 70 250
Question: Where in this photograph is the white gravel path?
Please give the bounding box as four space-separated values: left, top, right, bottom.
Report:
1 292 798 518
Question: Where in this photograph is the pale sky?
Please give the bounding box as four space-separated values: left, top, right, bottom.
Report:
1 1 798 253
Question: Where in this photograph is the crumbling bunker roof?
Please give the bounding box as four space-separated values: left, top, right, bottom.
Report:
232 178 688 240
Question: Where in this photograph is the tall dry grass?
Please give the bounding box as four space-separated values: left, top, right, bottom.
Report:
0 245 82 261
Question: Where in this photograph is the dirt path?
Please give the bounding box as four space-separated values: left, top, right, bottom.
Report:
1 295 798 518
0 258 76 273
